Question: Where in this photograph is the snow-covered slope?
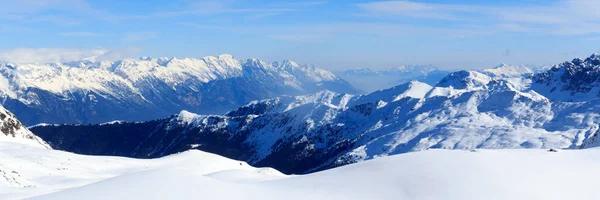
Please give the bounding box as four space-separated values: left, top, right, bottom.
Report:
336 65 448 92
0 142 284 200
0 55 358 125
3 141 599 200
0 105 49 149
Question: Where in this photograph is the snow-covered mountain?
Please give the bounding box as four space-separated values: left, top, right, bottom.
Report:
0 105 49 149
30 53 600 174
532 53 600 102
336 65 449 93
0 55 358 125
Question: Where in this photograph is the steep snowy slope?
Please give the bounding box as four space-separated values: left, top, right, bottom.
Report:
14 147 600 200
336 65 448 92
0 55 358 125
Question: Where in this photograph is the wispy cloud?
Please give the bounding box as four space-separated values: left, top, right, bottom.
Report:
0 47 140 63
356 1 482 21
265 1 328 8
58 32 102 37
182 21 491 42
0 0 109 24
107 0 321 21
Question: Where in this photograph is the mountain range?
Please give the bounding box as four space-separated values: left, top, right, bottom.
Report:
31 54 600 174
337 63 552 93
0 55 358 126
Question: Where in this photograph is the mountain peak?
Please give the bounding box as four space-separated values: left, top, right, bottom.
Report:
483 63 533 78
217 54 235 60
139 56 153 61
176 110 201 124
436 70 492 89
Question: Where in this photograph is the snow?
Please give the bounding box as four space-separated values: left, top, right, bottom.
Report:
177 110 200 124
0 142 285 200
482 63 534 78
3 140 599 200
393 80 433 100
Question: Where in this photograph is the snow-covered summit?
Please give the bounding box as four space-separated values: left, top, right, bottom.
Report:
435 70 492 90
482 63 534 78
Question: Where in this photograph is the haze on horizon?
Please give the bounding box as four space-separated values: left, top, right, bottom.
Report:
1 0 599 71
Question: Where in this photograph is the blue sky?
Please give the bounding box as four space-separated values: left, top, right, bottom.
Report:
1 0 600 70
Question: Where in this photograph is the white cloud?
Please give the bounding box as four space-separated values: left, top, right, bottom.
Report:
0 47 140 63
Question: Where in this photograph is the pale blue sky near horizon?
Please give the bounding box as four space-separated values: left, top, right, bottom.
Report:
1 0 599 70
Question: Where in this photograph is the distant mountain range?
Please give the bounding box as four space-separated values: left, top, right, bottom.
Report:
336 63 550 93
0 55 358 125
32 54 600 174
335 65 449 92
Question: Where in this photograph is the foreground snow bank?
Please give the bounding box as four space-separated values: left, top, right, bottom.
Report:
3 141 600 200
0 142 283 200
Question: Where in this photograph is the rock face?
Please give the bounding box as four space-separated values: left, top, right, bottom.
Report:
0 106 49 149
31 54 600 174
0 55 358 125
